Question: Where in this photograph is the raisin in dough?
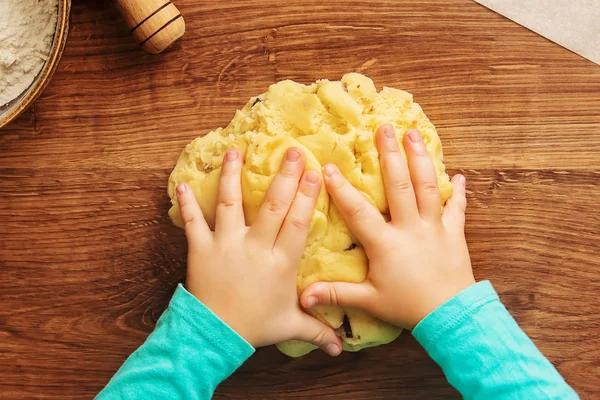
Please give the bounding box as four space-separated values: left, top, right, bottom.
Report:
167 73 453 357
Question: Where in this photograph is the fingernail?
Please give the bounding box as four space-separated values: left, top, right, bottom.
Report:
176 183 186 194
326 343 341 356
323 164 336 177
225 150 238 162
384 124 395 138
384 126 399 150
286 148 301 162
305 170 320 184
458 175 466 186
408 129 422 143
306 296 318 308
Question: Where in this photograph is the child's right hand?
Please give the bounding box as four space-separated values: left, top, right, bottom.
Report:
301 125 476 330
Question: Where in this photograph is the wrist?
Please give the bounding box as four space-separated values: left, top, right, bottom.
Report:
184 283 260 348
172 284 256 353
412 280 497 347
409 278 477 330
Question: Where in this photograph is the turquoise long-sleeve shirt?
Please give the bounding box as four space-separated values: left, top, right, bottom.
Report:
96 281 578 399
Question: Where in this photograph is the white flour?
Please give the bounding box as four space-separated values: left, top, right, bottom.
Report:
0 0 58 106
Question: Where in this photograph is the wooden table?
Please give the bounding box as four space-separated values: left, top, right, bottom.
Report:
1 0 599 398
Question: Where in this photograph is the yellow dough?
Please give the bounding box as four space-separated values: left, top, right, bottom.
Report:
167 73 453 357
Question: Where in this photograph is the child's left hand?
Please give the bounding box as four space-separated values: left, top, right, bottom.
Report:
176 147 342 356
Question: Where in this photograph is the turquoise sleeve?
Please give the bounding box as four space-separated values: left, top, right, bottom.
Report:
96 284 255 400
412 281 578 399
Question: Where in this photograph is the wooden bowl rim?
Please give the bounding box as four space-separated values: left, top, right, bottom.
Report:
0 0 71 129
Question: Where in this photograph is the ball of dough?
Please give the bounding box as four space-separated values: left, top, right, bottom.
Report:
167 73 453 357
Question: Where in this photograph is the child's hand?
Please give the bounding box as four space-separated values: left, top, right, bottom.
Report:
176 148 343 356
301 125 475 330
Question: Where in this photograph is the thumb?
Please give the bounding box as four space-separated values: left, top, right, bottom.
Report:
301 281 375 310
442 174 467 231
295 314 343 357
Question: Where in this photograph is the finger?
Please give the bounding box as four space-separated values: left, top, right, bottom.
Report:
375 124 419 225
323 164 386 249
301 281 375 311
403 129 442 222
249 148 305 246
176 183 212 250
215 150 245 240
442 174 467 231
276 169 321 259
295 314 343 357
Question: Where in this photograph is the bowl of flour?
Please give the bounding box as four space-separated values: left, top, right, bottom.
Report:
0 0 70 129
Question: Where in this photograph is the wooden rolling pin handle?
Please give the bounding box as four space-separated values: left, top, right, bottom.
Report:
116 0 185 54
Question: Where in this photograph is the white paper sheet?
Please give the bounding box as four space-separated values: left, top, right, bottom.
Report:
475 0 600 65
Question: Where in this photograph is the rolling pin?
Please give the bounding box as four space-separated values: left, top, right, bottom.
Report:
116 0 186 54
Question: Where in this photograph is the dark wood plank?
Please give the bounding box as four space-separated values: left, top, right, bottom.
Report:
1 0 599 399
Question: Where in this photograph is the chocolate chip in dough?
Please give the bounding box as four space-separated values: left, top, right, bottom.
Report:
345 243 358 251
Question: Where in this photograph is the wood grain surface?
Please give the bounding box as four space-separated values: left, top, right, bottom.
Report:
1 0 599 398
